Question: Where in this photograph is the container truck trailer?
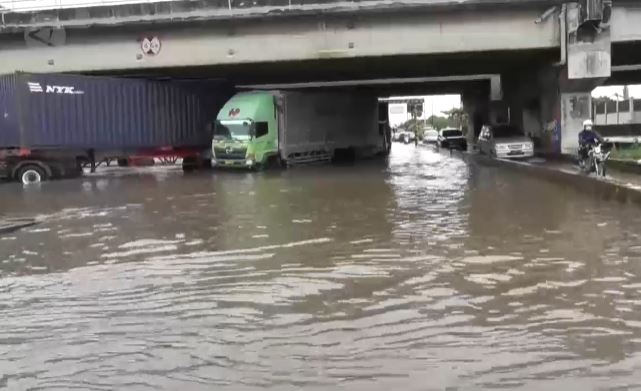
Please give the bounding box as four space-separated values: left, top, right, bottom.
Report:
211 91 389 169
0 72 227 184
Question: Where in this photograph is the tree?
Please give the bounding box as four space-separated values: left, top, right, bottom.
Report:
443 108 468 132
426 115 449 130
399 118 424 140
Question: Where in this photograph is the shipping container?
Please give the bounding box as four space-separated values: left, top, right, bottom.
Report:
0 72 225 149
0 72 229 183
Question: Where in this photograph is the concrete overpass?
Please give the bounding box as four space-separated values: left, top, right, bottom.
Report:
0 0 564 75
1 0 640 156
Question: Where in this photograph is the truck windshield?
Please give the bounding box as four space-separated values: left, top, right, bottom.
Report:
215 120 253 141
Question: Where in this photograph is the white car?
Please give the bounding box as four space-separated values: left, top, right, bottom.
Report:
422 129 439 144
478 125 534 159
437 128 468 150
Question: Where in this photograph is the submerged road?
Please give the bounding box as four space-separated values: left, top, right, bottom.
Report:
1 144 641 390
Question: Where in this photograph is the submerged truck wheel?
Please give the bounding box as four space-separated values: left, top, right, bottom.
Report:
17 165 47 185
182 156 200 172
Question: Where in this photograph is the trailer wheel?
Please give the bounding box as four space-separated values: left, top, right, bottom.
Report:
18 165 47 185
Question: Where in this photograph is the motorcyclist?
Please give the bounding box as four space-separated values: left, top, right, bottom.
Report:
578 119 603 163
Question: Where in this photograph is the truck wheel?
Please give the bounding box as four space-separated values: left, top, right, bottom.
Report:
265 155 283 170
182 157 198 172
117 158 129 167
18 165 47 185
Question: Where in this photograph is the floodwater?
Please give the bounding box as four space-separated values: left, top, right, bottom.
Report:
1 144 641 390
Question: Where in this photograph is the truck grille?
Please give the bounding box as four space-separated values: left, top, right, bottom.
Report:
214 146 247 160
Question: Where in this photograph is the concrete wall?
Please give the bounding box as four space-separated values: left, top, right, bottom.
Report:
0 8 559 74
560 92 592 154
0 0 566 29
595 111 641 125
611 4 641 43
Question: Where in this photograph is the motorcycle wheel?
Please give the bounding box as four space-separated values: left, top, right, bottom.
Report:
597 162 606 177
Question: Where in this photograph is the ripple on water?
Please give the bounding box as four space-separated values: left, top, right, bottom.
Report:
2 145 641 389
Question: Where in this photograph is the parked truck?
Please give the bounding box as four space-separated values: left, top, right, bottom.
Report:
211 90 388 169
0 72 227 184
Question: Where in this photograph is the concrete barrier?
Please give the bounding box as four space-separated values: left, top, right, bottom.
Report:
608 159 641 175
470 154 641 205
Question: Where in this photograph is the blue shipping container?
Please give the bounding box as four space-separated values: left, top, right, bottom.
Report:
0 73 226 150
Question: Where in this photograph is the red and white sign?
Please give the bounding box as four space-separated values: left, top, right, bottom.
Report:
141 36 162 56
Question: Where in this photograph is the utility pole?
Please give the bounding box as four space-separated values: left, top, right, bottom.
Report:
407 99 423 146
614 92 621 125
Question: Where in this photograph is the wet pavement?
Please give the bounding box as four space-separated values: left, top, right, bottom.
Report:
520 157 641 193
2 144 641 390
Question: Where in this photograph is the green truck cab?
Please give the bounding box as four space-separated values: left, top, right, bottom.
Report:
212 91 279 169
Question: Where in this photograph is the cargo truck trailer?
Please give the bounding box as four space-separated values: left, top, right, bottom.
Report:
0 72 227 184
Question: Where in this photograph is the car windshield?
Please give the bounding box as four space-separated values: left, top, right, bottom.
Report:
215 120 252 141
443 130 463 138
492 126 521 138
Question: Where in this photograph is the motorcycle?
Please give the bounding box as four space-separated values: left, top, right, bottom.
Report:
579 142 611 177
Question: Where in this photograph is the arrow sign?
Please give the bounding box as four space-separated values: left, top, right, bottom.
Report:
24 28 66 47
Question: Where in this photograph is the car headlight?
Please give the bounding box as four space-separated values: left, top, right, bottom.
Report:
496 144 508 151
524 143 533 150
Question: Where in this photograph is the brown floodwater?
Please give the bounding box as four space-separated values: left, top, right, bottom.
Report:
1 144 641 390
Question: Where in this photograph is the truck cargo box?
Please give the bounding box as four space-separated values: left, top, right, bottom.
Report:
277 91 381 161
0 72 226 150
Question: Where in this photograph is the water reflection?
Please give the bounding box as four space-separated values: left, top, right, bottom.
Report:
1 144 641 390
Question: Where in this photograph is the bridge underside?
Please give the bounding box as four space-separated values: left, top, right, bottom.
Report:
98 49 557 88
0 7 559 76
2 1 641 159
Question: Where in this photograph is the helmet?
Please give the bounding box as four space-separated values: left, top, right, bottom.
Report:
583 119 594 128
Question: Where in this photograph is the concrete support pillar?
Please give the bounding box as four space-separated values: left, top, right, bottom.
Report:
496 65 602 156
462 91 489 146
496 0 614 157
534 66 604 156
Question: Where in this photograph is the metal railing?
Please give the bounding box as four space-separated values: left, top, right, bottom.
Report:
0 0 173 12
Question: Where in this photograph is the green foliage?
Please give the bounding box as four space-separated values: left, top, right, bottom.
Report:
426 116 450 131
612 145 641 161
442 108 469 132
399 118 423 137
398 108 469 135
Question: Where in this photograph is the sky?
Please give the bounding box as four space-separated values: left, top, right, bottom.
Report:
388 95 461 127
592 85 641 99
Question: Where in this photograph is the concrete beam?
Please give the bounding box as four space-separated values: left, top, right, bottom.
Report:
611 3 641 43
0 0 564 31
0 9 560 74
